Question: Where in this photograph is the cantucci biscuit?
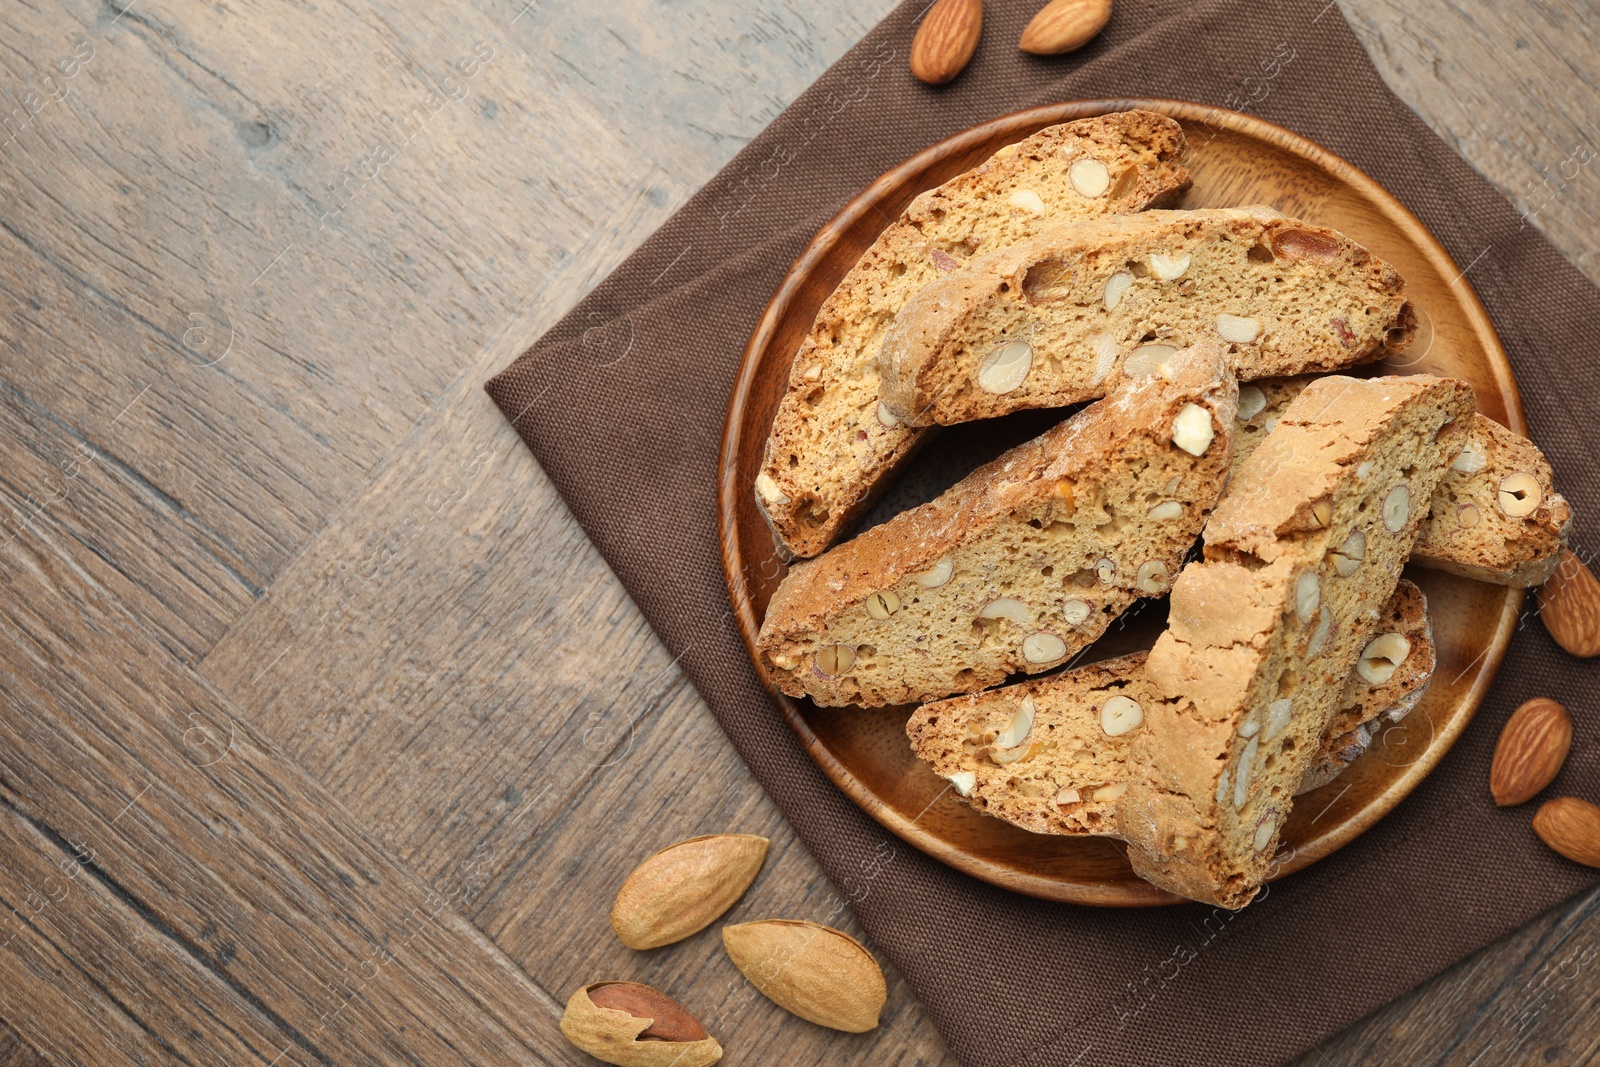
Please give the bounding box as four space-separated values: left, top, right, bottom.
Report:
1118 374 1474 908
877 208 1414 426
755 110 1191 559
1235 377 1571 587
904 581 1433 835
757 344 1235 707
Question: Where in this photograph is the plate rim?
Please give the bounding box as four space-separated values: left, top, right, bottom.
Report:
716 98 1524 906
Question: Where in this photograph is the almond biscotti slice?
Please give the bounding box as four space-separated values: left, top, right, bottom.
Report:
755 110 1191 559
757 344 1236 708
904 581 1433 835
1295 578 1435 794
877 208 1415 426
1118 373 1475 908
1235 377 1572 587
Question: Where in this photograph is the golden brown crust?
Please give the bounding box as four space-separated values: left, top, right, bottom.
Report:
757 345 1235 707
1120 374 1476 907
1236 378 1572 587
878 209 1413 426
905 580 1434 835
754 110 1191 559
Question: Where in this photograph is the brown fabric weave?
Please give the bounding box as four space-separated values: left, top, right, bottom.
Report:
485 2 1600 1063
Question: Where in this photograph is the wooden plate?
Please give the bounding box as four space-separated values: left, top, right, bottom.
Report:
717 100 1522 906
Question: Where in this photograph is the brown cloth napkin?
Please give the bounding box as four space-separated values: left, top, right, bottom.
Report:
487 1 1599 1063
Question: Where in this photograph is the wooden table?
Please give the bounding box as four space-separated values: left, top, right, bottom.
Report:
0 1 1595 1064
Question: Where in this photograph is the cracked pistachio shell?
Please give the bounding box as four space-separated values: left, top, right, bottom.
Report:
610 834 769 949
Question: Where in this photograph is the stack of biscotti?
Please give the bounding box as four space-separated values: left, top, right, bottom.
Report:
1118 374 1476 907
755 110 1192 560
757 344 1236 707
904 580 1434 836
1235 377 1571 586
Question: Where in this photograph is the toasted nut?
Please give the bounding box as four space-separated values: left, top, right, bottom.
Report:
989 740 1038 765
875 401 899 428
1100 694 1144 736
1065 156 1111 197
1022 631 1068 663
1271 227 1341 260
1094 557 1117 585
977 339 1033 393
1233 736 1260 809
755 472 789 505
916 555 955 588
1090 332 1117 386
802 363 823 380
721 921 887 1032
1171 402 1215 456
1148 252 1191 280
1382 484 1411 532
1458 503 1482 528
1125 342 1177 378
1452 443 1487 473
1253 809 1280 852
1135 559 1170 594
979 597 1031 625
1147 500 1184 521
1529 799 1600 870
1062 598 1092 625
1306 607 1333 658
1236 385 1267 420
947 770 976 796
1532 797 1600 868
1490 697 1573 806
1055 785 1081 807
1265 697 1294 741
994 698 1036 748
909 0 983 86
611 835 770 950
1237 717 1261 739
865 590 902 620
561 982 723 1067
814 644 857 677
1357 632 1411 684
1103 270 1133 310
1092 781 1127 802
1216 313 1262 344
769 652 799 671
1498 472 1543 517
1295 571 1321 623
1332 530 1366 576
1007 188 1046 214
1214 769 1231 805
1538 550 1600 657
1018 0 1111 55
1309 499 1333 527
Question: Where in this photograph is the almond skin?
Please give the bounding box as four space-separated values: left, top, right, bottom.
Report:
910 0 983 86
560 982 723 1067
1532 797 1600 869
721 919 887 1032
1019 0 1112 56
1489 697 1573 806
1538 550 1600 657
610 834 769 950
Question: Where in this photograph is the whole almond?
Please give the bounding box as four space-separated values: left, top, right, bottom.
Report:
1538 550 1600 657
1489 697 1573 806
560 982 722 1067
910 0 983 86
721 919 886 1032
1532 797 1600 869
1019 0 1112 56
611 834 768 950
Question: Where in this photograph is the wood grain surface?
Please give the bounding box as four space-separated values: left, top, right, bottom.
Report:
0 1 1594 1065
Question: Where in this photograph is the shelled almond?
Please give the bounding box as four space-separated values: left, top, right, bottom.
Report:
1019 0 1112 55
910 0 983 85
1538 550 1600 657
1532 797 1600 869
1489 697 1572 807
